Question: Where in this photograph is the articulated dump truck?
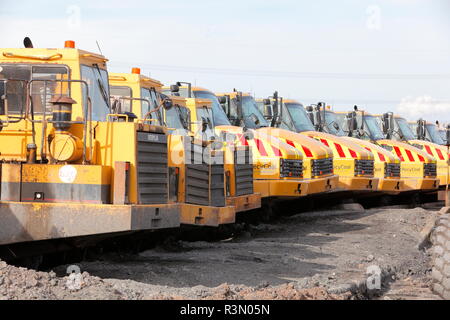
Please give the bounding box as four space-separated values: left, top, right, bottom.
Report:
287 101 405 193
376 113 449 189
334 110 439 192
256 96 381 193
0 41 181 249
109 69 259 226
165 85 340 203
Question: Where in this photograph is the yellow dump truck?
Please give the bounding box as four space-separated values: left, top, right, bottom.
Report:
334 110 439 192
108 69 248 226
256 97 383 193
0 40 181 249
378 113 449 188
164 85 340 203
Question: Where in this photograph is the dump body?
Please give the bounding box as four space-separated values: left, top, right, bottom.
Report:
0 45 181 245
335 111 439 191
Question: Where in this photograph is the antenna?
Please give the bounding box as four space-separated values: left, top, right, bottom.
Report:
96 40 103 55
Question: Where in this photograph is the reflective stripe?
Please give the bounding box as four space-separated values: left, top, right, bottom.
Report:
271 145 282 157
393 146 404 161
349 149 357 159
320 138 329 147
237 134 248 146
435 148 445 160
425 145 433 156
286 139 295 148
254 138 268 156
301 145 313 158
334 143 346 158
418 154 425 162
378 152 386 162
405 149 415 162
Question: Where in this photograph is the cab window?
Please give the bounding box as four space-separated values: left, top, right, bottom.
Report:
80 65 110 121
110 86 132 113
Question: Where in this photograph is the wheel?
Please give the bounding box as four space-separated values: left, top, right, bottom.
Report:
431 214 450 299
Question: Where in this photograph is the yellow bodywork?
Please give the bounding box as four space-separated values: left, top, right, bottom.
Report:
0 45 181 245
108 72 251 225
392 115 449 188
335 111 439 191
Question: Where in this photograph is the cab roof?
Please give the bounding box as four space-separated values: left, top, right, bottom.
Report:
0 47 108 69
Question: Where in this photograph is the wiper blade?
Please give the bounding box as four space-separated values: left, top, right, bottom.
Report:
93 63 110 110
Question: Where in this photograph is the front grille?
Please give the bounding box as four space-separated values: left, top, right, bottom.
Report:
136 131 168 204
312 157 333 177
184 140 226 207
234 146 254 196
385 163 401 178
424 163 437 177
354 159 374 176
280 158 303 178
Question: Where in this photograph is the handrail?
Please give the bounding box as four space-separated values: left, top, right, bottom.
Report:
2 52 63 61
0 79 28 128
26 79 92 164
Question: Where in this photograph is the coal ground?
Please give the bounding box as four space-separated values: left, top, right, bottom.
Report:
0 200 443 300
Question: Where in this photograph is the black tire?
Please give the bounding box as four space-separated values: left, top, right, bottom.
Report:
431 214 450 299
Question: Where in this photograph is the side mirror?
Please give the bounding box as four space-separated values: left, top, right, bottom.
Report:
446 125 450 146
201 117 209 132
170 84 180 94
417 119 425 140
381 113 390 134
218 96 226 104
262 102 273 120
163 99 173 110
346 112 357 132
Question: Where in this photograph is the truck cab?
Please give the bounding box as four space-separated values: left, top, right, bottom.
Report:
163 85 342 209
108 70 244 226
260 98 402 193
376 113 448 189
334 110 439 191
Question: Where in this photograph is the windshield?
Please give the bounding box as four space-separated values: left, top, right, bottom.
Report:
165 106 188 131
364 115 385 140
0 64 69 115
395 118 416 140
110 86 132 113
284 103 315 132
426 124 445 144
439 129 447 142
196 106 216 139
141 87 162 123
241 96 269 128
324 111 345 136
408 122 418 138
193 90 231 126
80 65 110 121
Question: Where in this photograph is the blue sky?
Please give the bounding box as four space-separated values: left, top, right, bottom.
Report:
1 0 449 121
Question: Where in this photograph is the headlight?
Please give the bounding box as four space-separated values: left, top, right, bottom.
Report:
311 157 333 177
385 162 400 178
424 163 437 177
355 159 374 176
280 159 303 178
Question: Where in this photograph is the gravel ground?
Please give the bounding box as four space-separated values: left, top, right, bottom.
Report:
0 205 442 300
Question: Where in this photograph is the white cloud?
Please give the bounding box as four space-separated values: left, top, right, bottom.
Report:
396 95 450 122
